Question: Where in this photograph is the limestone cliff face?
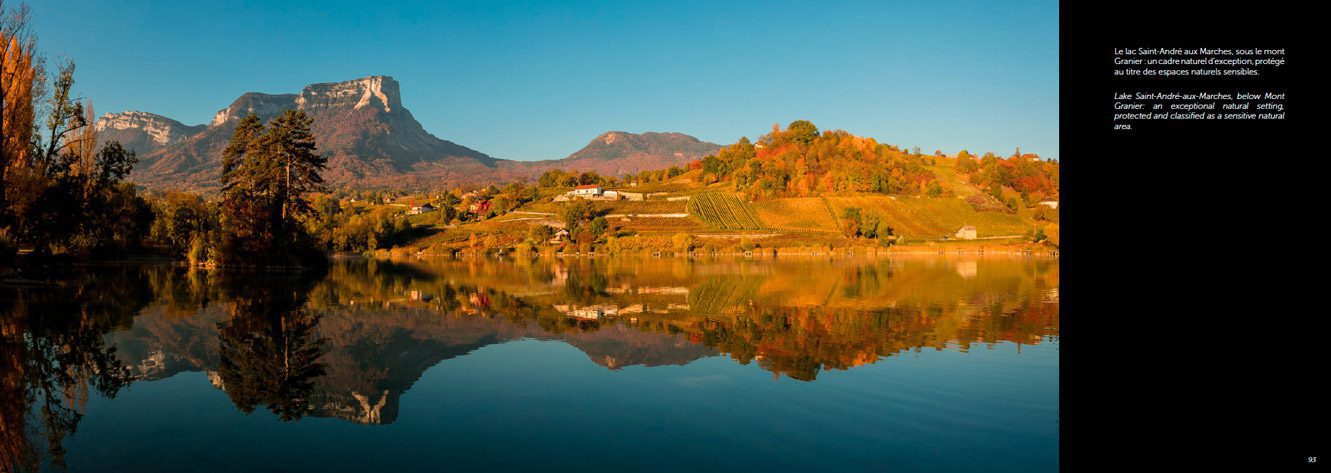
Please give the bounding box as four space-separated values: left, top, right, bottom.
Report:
296 75 402 113
94 111 205 155
206 76 403 126
209 92 299 126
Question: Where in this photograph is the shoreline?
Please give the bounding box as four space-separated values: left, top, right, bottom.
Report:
398 242 1058 260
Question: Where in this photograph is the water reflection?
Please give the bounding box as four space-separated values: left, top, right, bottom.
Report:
1 267 145 471
214 272 327 421
2 256 1057 470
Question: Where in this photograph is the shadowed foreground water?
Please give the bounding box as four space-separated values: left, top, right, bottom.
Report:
1 256 1058 472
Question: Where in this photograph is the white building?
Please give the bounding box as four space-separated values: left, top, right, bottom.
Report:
570 184 602 197
407 203 436 215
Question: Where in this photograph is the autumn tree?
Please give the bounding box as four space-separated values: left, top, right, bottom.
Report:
840 207 863 238
956 150 977 173
1 1 159 259
786 120 819 145
560 199 596 234
1 0 40 230
150 191 217 257
7 60 148 255
528 224 555 244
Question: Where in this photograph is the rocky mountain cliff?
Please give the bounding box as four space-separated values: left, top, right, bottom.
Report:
126 76 502 189
108 76 720 190
94 111 205 155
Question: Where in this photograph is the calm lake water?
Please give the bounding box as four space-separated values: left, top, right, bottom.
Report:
1 256 1059 472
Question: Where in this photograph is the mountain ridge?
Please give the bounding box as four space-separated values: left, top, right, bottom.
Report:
105 76 721 191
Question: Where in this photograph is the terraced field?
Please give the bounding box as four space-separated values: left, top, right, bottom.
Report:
687 192 766 230
751 194 1035 239
824 195 1033 239
750 197 839 233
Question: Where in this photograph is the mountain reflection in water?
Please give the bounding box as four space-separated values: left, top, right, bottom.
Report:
1 256 1058 471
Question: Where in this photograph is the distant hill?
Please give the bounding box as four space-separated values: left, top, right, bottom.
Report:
553 131 721 176
104 76 720 191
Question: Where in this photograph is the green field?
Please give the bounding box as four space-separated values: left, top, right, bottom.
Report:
687 192 766 230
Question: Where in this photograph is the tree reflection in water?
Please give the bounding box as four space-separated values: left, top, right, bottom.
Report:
1 267 147 472
215 270 327 421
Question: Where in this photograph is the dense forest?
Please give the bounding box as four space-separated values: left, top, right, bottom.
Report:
693 120 1059 203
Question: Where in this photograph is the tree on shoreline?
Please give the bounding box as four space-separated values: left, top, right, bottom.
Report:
2 3 153 260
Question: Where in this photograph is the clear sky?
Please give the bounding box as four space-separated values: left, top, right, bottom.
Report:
28 0 1058 161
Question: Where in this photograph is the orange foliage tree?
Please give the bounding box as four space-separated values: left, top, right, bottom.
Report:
1 0 40 222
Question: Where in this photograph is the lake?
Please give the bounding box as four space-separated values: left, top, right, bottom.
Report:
1 255 1059 472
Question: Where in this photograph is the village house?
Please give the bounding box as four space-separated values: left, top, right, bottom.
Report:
954 226 978 240
571 184 602 197
469 200 491 214
1038 201 1059 209
549 227 570 244
407 203 436 215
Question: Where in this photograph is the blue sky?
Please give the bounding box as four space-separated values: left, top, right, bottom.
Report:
29 0 1057 161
